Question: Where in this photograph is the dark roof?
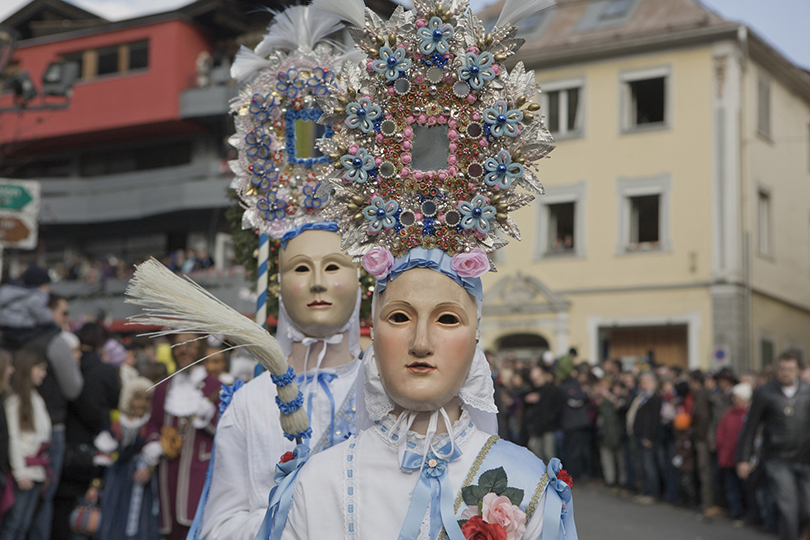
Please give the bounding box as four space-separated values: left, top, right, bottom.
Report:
2 0 108 40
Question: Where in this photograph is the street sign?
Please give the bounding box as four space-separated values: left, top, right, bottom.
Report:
0 184 33 210
0 179 40 250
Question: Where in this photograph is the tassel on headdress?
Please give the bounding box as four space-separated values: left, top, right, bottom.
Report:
496 0 556 29
255 6 344 57
125 259 310 441
311 0 367 29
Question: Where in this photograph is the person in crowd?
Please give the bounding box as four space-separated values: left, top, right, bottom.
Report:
0 350 12 521
627 371 661 504
120 344 141 389
689 370 722 516
145 334 220 540
596 377 625 488
0 266 56 348
715 382 752 526
24 295 83 540
96 377 158 540
737 351 810 540
52 323 121 540
525 364 562 465
1 350 51 540
560 363 592 481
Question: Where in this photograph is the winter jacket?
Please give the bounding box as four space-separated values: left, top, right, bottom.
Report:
715 406 746 468
4 391 52 483
560 378 591 431
0 284 52 329
737 379 810 465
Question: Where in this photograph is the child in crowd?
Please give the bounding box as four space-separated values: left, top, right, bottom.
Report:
0 349 52 540
202 337 233 385
97 377 159 540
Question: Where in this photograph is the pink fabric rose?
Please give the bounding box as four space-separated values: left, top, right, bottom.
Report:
451 248 490 278
481 493 526 540
362 247 395 280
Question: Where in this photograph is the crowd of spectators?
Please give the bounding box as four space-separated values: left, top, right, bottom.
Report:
491 347 810 540
0 264 254 539
11 249 217 286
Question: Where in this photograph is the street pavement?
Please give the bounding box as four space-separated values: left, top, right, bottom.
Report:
573 483 776 540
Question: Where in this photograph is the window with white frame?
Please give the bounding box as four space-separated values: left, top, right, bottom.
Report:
536 182 586 259
757 189 772 256
538 78 584 138
616 174 671 253
757 73 771 138
620 66 670 132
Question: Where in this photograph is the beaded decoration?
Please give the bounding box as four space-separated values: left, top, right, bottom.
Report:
314 0 555 263
228 7 350 239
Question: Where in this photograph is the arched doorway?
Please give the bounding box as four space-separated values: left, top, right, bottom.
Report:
496 333 550 363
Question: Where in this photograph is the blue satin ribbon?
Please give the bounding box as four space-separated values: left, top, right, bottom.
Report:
396 442 465 540
186 380 245 540
377 247 483 301
542 458 578 540
296 372 337 447
279 222 338 249
255 444 311 540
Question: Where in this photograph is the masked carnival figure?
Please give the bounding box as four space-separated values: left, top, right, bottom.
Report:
127 5 367 540
268 0 579 538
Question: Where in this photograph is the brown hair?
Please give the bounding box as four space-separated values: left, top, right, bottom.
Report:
10 349 47 431
779 350 805 369
0 349 11 396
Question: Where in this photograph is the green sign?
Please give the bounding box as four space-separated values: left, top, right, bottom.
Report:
0 185 33 210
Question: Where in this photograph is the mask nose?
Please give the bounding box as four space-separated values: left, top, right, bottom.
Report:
408 319 433 358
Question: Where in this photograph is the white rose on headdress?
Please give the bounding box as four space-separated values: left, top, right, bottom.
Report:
362 247 395 279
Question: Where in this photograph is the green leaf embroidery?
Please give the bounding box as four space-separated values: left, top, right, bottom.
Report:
501 487 524 506
462 485 485 506
477 467 508 495
457 519 469 527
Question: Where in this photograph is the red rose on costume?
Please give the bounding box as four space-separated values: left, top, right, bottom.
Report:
279 451 295 463
558 469 573 489
461 516 507 540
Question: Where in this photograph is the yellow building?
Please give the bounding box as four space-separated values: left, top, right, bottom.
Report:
477 0 810 371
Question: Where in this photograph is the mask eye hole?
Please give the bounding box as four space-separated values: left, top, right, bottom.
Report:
388 312 410 323
437 314 459 325
325 263 340 272
295 265 310 273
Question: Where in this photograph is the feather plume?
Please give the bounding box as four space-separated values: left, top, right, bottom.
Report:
312 0 366 29
496 0 555 29
125 259 309 439
255 6 344 56
230 45 273 82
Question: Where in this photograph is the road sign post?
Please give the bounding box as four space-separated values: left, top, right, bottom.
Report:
0 179 41 256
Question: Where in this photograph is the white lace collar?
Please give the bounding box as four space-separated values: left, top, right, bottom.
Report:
165 365 209 418
372 406 477 454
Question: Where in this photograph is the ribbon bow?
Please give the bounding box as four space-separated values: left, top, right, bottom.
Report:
255 444 311 540
219 379 245 416
542 458 578 540
396 440 465 540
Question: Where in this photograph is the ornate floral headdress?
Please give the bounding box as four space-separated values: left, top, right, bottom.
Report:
229 6 359 244
312 0 555 283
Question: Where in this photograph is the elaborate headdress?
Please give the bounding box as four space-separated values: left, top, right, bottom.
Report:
312 0 555 287
229 6 358 245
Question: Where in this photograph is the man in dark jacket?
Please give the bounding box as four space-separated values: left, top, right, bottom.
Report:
689 369 720 515
737 351 810 540
628 371 661 502
523 364 562 464
560 364 591 481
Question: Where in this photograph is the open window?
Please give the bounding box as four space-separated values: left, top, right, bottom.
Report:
538 78 584 139
620 67 670 133
616 174 671 253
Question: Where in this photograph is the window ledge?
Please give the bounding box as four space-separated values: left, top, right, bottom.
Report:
755 130 774 144
621 122 670 135
542 249 580 258
618 243 671 255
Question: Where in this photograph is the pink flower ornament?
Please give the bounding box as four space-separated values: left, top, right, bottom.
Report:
481 493 527 540
451 248 490 278
362 247 395 279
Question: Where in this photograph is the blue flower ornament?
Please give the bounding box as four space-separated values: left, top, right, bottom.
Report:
276 69 305 99
458 194 496 234
340 149 375 184
249 94 276 123
458 52 495 90
257 195 288 221
372 46 412 81
422 452 449 479
345 96 382 133
306 67 335 96
302 183 327 210
484 150 523 189
249 160 278 191
418 16 454 55
245 129 272 159
363 197 399 233
484 100 523 138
